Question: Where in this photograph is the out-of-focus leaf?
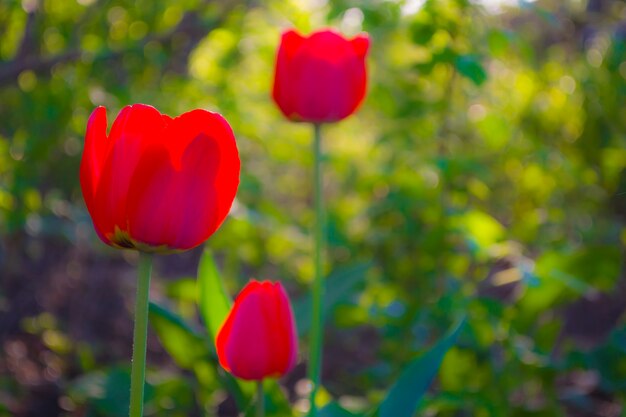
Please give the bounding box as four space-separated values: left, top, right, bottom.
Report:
519 248 615 317
563 246 622 291
421 390 496 416
319 402 361 417
611 326 626 354
378 318 465 417
414 60 436 75
293 262 373 336
453 210 504 256
439 347 486 391
266 380 296 417
242 380 295 417
410 16 436 45
150 375 196 414
166 277 198 302
69 368 196 416
487 29 511 57
197 249 232 341
68 367 154 417
455 55 487 85
476 113 512 150
434 47 458 64
149 301 210 369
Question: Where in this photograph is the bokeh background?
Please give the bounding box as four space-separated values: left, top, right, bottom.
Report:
1 0 626 416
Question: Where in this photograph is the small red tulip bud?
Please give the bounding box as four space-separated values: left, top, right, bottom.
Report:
216 280 299 381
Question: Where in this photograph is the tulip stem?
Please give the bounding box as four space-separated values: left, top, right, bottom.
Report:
129 252 153 417
256 380 265 417
308 123 325 417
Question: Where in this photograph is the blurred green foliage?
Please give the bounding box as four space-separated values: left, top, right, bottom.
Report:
1 0 626 416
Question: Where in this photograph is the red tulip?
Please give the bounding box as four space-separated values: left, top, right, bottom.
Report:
272 29 370 123
216 280 298 381
80 104 240 253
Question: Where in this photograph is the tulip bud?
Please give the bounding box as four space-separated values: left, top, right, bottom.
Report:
272 29 370 123
216 280 298 381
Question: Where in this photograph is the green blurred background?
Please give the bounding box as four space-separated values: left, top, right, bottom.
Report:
1 0 626 416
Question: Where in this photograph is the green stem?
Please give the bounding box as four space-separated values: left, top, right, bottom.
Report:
256 380 265 417
129 252 153 417
308 123 325 417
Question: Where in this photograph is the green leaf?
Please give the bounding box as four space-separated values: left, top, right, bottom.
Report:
197 249 233 341
378 318 466 417
149 302 210 369
455 55 487 86
293 262 372 336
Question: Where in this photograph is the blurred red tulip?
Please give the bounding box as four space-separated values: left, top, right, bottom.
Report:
272 29 370 123
80 104 240 253
216 280 298 381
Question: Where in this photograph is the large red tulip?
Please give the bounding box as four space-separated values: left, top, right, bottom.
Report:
272 29 370 123
80 104 240 253
216 280 298 381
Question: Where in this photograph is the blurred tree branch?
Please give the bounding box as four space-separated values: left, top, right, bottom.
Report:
15 9 39 61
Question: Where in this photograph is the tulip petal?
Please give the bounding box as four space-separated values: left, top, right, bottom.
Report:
223 290 274 380
259 281 286 375
274 282 299 373
216 280 263 372
280 29 306 57
126 109 240 251
351 34 370 58
80 106 109 241
272 31 303 120
92 104 167 243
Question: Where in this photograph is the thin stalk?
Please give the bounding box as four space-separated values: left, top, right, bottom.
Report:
308 123 325 417
129 252 153 417
256 380 265 417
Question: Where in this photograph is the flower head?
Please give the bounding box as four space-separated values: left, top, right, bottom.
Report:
216 280 298 381
80 104 240 253
272 29 370 123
